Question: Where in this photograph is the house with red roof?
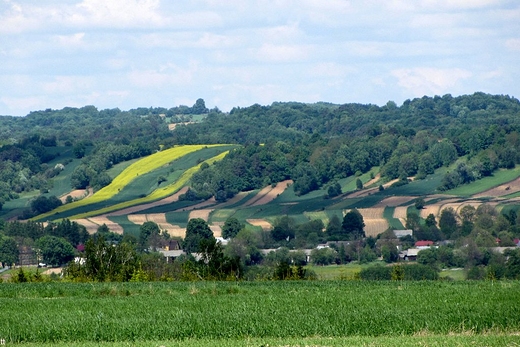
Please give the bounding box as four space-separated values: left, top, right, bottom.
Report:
415 240 434 249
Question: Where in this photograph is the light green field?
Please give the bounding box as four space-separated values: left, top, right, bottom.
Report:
12 334 520 347
1 281 519 345
447 167 520 197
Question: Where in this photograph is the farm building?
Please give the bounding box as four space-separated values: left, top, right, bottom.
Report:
400 248 421 261
415 240 434 249
393 230 413 238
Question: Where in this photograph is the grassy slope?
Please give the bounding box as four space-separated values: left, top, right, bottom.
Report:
32 145 234 221
446 166 520 197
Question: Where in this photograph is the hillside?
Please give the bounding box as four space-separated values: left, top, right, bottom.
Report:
1 93 520 245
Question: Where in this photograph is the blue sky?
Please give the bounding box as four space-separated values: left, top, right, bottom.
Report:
1 0 519 116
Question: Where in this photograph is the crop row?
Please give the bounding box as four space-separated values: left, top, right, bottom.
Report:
0 281 519 343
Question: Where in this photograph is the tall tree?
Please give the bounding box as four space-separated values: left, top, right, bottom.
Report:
183 218 214 253
342 209 365 240
0 236 19 267
36 236 75 267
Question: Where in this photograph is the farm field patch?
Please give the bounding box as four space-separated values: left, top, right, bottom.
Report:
0 281 519 345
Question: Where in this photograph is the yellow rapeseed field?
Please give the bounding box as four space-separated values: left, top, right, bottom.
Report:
68 150 230 219
34 145 225 220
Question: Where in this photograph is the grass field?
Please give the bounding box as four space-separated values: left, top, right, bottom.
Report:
0 281 519 346
447 166 520 197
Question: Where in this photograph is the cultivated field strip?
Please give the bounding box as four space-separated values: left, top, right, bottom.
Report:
375 196 415 208
243 180 292 207
189 209 212 221
246 219 272 230
107 186 188 216
250 180 293 206
87 216 124 234
74 218 102 234
473 176 520 198
420 199 493 219
4 281 518 344
357 207 388 237
127 214 187 237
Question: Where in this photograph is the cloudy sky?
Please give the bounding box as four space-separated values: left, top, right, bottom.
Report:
1 0 519 116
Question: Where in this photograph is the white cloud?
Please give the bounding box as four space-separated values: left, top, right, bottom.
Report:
391 67 472 96
255 43 311 63
505 38 520 51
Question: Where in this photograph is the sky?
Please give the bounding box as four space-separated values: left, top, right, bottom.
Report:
1 0 519 116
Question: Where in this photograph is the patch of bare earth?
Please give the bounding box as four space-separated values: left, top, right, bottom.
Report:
189 209 212 221
473 176 520 198
43 267 63 275
88 216 124 234
127 214 187 238
59 188 92 203
246 219 272 231
374 196 416 208
243 180 292 207
75 219 102 234
107 186 189 216
356 207 388 237
168 122 195 130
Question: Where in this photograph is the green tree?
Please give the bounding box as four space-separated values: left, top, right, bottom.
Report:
355 178 363 190
0 236 19 267
325 214 343 238
310 247 337 265
439 207 458 239
342 209 365 240
74 236 138 282
139 221 161 251
36 235 75 267
183 218 214 253
222 217 243 239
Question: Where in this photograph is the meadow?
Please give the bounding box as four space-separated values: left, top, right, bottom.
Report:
0 281 519 346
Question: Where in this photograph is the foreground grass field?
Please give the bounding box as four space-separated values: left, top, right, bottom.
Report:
1 281 519 345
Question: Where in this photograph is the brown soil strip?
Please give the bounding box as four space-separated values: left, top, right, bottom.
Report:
106 186 189 216
246 219 272 231
88 216 124 235
127 214 148 224
473 176 520 198
250 180 293 206
189 209 212 221
59 188 92 203
75 218 102 234
374 196 415 208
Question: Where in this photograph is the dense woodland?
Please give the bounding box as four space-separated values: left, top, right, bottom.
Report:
2 93 520 281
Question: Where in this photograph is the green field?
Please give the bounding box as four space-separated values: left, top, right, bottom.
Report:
447 167 520 197
0 281 519 346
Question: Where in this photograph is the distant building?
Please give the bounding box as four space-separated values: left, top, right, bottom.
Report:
393 230 413 238
415 240 434 249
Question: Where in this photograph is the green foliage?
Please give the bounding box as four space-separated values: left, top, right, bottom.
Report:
0 235 19 266
66 236 139 282
1 281 519 344
221 217 243 239
183 218 214 253
342 209 365 240
36 235 75 267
